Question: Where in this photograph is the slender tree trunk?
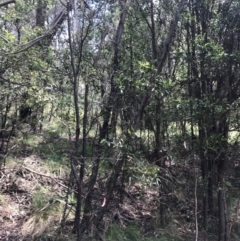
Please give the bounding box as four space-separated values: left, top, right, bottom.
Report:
90 0 130 230
80 28 127 235
76 84 88 239
207 147 214 215
189 0 208 233
93 153 125 228
217 117 229 241
0 96 12 152
36 0 46 27
79 145 102 234
218 186 226 241
66 2 81 236
194 155 199 241
105 0 130 140
134 0 186 130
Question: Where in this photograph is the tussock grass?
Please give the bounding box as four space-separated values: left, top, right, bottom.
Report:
105 223 181 241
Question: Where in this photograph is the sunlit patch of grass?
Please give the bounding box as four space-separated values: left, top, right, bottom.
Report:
22 134 43 148
134 129 155 138
24 184 74 240
33 137 70 169
44 129 61 139
34 141 70 177
47 159 69 178
43 117 75 139
3 156 20 168
21 213 61 239
88 128 98 138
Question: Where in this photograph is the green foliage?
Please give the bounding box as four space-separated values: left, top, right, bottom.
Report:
107 224 140 241
34 140 69 166
1 0 240 240
22 134 43 147
106 224 179 241
31 187 61 219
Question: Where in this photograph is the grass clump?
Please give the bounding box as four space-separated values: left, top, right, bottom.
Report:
31 187 62 219
106 224 179 241
22 134 43 148
107 224 140 241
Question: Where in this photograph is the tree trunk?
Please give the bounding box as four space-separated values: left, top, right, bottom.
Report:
36 0 46 27
102 0 130 140
66 2 82 236
93 153 125 228
134 0 186 130
217 117 229 241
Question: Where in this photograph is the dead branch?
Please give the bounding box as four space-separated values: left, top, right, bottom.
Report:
23 166 68 189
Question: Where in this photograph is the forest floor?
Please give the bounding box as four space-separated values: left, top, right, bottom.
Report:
0 131 75 240
0 153 163 241
0 154 67 240
0 131 218 241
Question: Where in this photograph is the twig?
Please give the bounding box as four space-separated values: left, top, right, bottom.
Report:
23 166 68 189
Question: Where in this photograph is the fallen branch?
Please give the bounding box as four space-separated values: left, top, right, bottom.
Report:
23 166 68 189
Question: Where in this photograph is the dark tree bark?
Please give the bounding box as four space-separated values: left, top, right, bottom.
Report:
93 153 125 228
79 23 114 236
216 116 229 241
188 1 239 239
66 1 82 237
36 0 47 27
0 0 15 8
102 0 130 140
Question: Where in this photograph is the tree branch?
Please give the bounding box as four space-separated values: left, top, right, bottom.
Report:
0 0 15 8
134 0 187 130
2 9 67 55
